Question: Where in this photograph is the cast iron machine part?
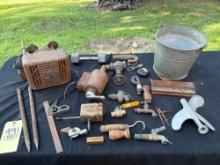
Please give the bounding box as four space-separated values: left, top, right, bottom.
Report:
14 41 71 90
77 65 109 100
13 41 60 81
105 61 126 85
71 52 107 64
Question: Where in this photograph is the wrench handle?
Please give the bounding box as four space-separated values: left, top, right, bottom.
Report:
100 124 128 132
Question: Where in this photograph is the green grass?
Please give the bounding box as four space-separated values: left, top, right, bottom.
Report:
0 0 220 65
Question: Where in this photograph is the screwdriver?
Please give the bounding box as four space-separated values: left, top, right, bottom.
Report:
120 101 140 109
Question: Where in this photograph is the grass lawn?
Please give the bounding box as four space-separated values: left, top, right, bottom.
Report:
0 0 219 65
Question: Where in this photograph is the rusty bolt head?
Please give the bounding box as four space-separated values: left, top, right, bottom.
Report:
25 44 38 54
113 74 126 85
47 41 59 49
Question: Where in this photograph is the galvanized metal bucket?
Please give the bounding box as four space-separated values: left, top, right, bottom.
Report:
153 25 206 80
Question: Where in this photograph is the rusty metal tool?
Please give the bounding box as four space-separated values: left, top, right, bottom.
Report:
17 88 31 152
43 101 63 153
130 75 142 95
112 54 138 66
77 66 108 100
100 120 145 133
28 86 39 150
156 106 170 127
105 61 126 85
127 64 143 72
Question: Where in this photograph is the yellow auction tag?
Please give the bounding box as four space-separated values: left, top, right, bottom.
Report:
0 120 22 154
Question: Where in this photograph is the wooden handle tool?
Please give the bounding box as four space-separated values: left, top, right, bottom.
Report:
111 110 126 118
100 124 128 132
142 85 152 103
109 128 130 140
100 121 146 133
120 101 140 109
43 101 63 153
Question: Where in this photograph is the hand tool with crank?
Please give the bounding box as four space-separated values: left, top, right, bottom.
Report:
171 95 215 134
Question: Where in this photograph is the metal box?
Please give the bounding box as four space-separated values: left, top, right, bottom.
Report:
22 48 71 90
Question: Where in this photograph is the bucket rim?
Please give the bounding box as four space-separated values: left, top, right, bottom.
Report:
156 25 207 51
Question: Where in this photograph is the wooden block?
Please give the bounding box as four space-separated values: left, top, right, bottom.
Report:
43 101 63 153
150 80 196 97
80 103 103 122
86 136 104 144
109 128 130 140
